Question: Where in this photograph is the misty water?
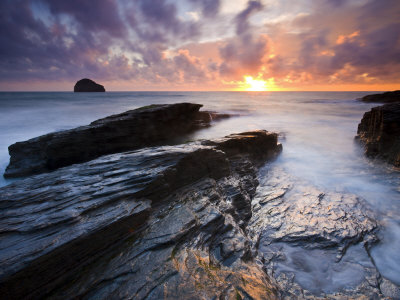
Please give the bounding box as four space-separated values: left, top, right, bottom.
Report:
0 91 399 294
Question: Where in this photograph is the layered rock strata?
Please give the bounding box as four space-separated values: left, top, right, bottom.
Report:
0 130 282 300
4 103 229 178
356 103 400 167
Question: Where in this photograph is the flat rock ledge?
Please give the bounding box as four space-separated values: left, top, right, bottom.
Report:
248 166 393 298
0 130 282 300
356 103 400 167
4 103 230 178
360 90 400 103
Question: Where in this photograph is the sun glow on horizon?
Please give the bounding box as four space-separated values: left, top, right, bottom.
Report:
243 76 268 91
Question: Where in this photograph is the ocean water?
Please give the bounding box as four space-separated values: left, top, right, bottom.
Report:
0 91 399 292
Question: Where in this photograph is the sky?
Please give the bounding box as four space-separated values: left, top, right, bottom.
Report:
0 0 399 91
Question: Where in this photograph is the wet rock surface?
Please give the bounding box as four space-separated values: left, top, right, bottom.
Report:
0 130 282 299
356 103 400 167
248 164 399 299
360 90 400 103
4 103 230 178
74 78 106 92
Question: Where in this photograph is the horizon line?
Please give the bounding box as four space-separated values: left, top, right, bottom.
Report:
0 90 390 93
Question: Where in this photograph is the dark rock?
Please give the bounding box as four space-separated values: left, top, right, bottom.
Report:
0 131 282 299
4 103 231 178
249 166 386 298
204 130 282 163
74 78 105 92
356 103 400 166
360 90 400 103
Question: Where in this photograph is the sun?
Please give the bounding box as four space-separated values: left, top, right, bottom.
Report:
243 76 268 91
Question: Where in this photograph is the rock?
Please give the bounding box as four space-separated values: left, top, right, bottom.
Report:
360 90 400 103
248 166 385 298
74 78 105 92
380 277 400 299
4 103 231 178
356 103 400 167
0 131 282 299
250 166 378 256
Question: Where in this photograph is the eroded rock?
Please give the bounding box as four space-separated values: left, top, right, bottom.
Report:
4 103 230 178
0 130 282 299
248 165 390 298
356 103 400 167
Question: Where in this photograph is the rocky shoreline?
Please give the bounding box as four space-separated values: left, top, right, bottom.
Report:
1 102 399 299
4 103 229 178
360 90 400 103
356 103 400 167
0 129 282 299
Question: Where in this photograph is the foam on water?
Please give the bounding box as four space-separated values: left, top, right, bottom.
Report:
0 91 399 291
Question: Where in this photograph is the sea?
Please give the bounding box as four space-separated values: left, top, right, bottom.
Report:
0 91 399 293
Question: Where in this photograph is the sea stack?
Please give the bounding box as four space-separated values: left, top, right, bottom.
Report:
74 78 105 92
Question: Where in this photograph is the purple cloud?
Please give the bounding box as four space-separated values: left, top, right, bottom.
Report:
43 0 126 37
189 0 221 17
0 0 399 89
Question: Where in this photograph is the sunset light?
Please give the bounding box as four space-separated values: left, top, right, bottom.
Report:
244 76 267 91
0 1 400 299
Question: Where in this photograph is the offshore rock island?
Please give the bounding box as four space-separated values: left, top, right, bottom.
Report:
74 78 106 92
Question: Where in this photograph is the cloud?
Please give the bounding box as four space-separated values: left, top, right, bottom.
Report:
260 0 400 86
235 0 263 35
189 0 221 17
0 0 399 90
217 0 268 79
43 0 126 37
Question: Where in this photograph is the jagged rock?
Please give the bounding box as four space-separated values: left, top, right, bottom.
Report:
356 103 400 167
0 130 282 299
380 278 400 299
360 90 400 103
248 166 388 298
74 78 105 92
4 103 230 178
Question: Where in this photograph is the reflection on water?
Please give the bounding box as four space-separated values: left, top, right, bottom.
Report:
0 91 399 293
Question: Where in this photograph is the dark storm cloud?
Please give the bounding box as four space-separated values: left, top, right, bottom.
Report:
0 0 204 84
189 0 221 17
0 0 116 81
43 0 126 37
128 0 200 45
263 0 400 85
0 0 399 88
235 0 263 35
332 23 400 79
136 0 198 38
218 0 268 78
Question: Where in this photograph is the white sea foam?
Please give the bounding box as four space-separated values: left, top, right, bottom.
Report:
0 91 399 290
